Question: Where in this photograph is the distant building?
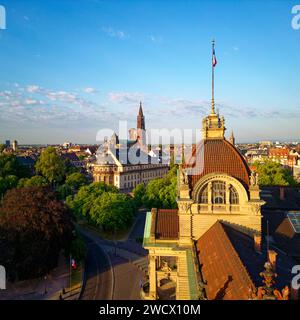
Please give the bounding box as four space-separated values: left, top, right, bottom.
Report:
245 148 268 163
90 104 168 191
12 140 18 151
229 130 235 146
5 140 10 148
259 140 273 148
17 156 36 175
60 152 84 169
62 142 72 148
269 147 289 165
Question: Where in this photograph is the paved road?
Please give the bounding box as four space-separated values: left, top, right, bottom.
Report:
80 236 113 300
79 211 148 300
128 210 147 240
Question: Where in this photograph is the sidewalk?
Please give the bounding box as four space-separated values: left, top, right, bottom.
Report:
0 253 83 301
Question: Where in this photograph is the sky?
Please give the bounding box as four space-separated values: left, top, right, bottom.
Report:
0 0 299 144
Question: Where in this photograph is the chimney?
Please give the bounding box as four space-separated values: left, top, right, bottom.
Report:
254 234 262 253
268 250 277 270
279 187 285 201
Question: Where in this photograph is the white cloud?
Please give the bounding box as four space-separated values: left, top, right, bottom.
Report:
109 92 144 104
83 87 99 94
149 35 163 44
102 26 129 39
0 85 121 128
26 85 40 93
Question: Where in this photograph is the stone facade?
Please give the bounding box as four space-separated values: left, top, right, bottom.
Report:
143 106 265 300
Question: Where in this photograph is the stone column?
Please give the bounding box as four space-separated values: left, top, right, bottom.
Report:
226 183 230 212
208 182 212 212
149 255 157 299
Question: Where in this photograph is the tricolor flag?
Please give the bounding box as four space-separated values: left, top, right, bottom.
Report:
71 259 77 270
212 47 217 67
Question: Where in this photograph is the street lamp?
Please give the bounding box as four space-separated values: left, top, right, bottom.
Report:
44 275 48 295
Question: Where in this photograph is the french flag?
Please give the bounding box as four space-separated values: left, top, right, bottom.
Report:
212 48 217 67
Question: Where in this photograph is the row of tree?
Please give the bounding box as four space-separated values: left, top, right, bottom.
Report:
66 182 136 232
133 165 178 210
253 161 297 186
0 146 89 199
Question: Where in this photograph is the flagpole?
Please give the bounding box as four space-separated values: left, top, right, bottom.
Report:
212 39 215 114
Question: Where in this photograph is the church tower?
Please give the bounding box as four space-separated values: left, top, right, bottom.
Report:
137 102 146 146
229 130 235 145
137 101 145 130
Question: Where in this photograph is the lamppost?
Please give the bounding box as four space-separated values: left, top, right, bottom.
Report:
44 275 48 295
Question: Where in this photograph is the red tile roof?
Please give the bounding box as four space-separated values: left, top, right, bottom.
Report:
196 221 254 300
155 209 179 240
269 148 289 157
185 139 250 189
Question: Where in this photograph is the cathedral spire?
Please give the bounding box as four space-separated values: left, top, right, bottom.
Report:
139 101 144 116
230 130 235 145
137 102 145 130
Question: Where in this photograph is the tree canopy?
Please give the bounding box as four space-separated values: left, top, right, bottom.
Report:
133 165 178 209
0 154 29 179
0 187 74 281
254 161 296 186
0 154 30 197
35 147 66 183
67 182 135 231
17 175 49 188
65 172 88 190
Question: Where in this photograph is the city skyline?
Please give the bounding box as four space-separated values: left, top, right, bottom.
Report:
0 0 300 144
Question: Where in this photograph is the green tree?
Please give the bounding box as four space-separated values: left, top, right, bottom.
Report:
66 235 87 262
142 165 178 209
0 175 18 198
65 172 88 190
0 144 5 153
57 184 73 200
17 175 49 188
90 192 135 231
35 147 66 184
66 182 118 219
0 186 74 281
0 154 30 178
254 161 296 186
67 182 135 231
133 183 146 207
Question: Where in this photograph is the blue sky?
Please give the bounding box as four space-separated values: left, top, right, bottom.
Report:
0 0 299 144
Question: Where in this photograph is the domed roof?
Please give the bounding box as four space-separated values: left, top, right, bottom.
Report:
185 139 250 189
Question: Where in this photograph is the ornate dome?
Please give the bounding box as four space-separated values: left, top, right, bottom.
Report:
185 139 251 190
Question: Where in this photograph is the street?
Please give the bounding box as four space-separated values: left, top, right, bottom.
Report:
79 211 147 300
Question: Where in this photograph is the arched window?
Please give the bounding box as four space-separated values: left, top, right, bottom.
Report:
230 185 239 204
199 185 208 203
212 181 226 204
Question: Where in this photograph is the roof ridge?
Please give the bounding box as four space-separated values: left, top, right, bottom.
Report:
217 222 256 290
199 221 256 291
